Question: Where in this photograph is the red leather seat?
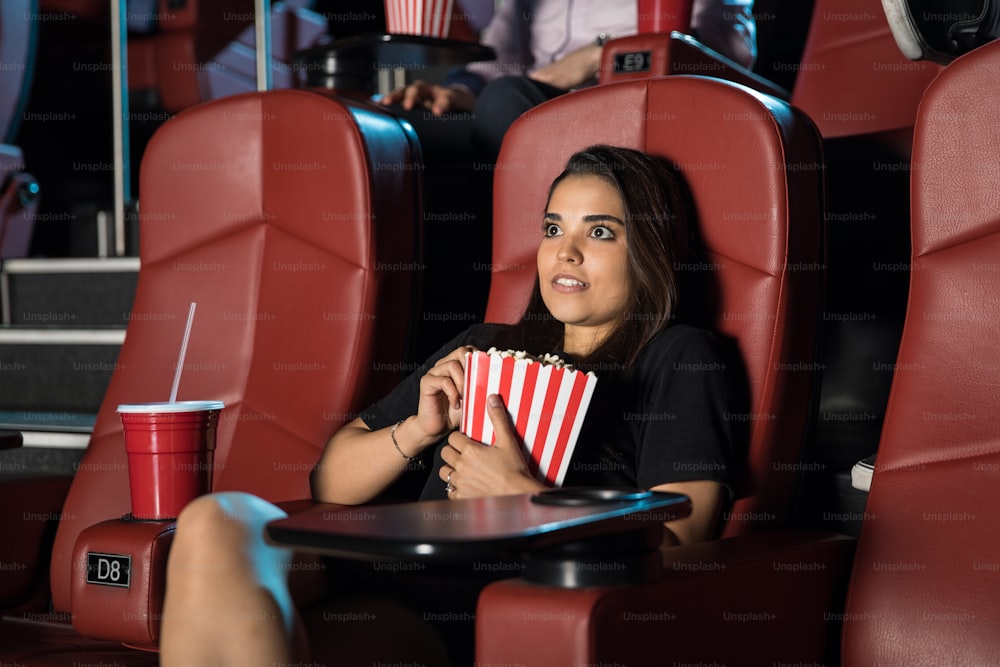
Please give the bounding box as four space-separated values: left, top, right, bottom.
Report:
0 89 422 662
786 0 947 519
596 0 789 101
474 74 854 665
181 0 329 109
486 74 824 536
840 37 1000 665
790 0 942 140
126 0 328 113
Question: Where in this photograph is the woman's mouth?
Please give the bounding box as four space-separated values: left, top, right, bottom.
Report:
552 275 589 292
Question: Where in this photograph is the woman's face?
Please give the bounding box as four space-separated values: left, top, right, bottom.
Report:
537 174 631 354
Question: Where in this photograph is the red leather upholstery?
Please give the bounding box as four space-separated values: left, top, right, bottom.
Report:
0 475 72 609
486 75 824 536
479 530 854 665
71 520 175 649
790 0 943 138
1 89 421 661
197 1 329 105
841 39 1000 666
150 0 255 111
145 0 328 112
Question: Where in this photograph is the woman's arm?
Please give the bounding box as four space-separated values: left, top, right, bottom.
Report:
311 416 435 505
651 479 725 547
311 345 475 505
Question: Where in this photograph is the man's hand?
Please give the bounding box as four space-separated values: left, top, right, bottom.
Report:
529 43 604 90
378 79 476 115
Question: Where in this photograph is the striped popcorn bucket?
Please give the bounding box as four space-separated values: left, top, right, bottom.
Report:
384 0 454 38
461 350 598 487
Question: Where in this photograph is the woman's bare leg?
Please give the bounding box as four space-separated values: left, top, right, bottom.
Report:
160 492 308 666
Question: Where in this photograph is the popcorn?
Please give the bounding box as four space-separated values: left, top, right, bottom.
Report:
483 347 576 370
461 348 598 487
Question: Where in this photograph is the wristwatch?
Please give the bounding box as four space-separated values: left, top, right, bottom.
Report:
595 33 613 47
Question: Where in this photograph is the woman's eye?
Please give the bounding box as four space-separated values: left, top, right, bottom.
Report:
590 225 614 239
544 223 561 237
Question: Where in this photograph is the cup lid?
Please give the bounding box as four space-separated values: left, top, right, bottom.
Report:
117 401 225 413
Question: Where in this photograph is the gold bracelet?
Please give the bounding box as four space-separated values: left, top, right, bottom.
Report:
391 419 422 466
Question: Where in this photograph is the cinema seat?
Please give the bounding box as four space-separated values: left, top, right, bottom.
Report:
474 74 854 665
0 89 422 662
596 0 789 101
187 0 329 108
122 0 329 113
598 33 789 100
839 36 1000 665
783 0 947 530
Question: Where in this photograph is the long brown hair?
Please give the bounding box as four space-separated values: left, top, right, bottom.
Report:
495 145 691 373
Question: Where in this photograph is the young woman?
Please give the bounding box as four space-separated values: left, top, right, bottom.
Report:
159 145 745 666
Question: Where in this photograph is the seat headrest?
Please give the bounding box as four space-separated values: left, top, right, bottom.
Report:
882 0 1000 63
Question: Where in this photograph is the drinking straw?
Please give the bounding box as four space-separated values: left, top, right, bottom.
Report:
169 302 197 403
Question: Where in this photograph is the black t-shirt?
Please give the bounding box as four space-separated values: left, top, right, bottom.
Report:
361 322 744 501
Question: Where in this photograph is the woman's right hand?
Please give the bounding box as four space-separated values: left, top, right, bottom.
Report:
377 80 476 115
414 345 476 442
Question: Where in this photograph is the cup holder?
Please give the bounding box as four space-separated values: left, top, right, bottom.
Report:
530 487 653 506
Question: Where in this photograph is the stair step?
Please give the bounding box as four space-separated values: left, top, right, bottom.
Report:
0 329 125 413
0 409 95 433
2 257 139 327
0 413 94 453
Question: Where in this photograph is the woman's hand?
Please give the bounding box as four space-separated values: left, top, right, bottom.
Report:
413 345 476 444
438 394 546 499
378 79 476 115
528 44 603 90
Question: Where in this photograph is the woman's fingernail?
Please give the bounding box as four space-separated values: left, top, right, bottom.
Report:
488 394 501 408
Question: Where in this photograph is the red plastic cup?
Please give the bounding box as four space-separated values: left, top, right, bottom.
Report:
636 0 693 34
118 401 224 520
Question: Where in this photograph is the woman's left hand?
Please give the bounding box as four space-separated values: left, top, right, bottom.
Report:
439 394 546 499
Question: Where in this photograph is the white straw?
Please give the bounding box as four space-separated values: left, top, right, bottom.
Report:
169 302 197 403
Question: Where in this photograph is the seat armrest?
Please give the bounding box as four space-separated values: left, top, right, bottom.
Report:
600 32 791 101
476 530 854 666
68 498 332 647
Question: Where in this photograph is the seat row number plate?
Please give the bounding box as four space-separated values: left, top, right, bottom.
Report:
86 552 131 588
614 51 652 73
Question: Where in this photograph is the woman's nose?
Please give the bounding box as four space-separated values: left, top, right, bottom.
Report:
556 235 582 263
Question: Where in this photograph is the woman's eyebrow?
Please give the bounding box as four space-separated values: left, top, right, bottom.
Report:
583 214 625 226
543 212 625 227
